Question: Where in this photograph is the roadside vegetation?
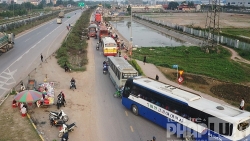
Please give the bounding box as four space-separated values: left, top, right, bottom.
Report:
56 7 94 71
128 59 144 76
132 46 250 83
133 46 250 110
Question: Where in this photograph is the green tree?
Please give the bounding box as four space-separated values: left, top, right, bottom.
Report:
188 1 194 6
167 2 179 10
127 4 131 14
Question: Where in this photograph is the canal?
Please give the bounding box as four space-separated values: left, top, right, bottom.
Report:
109 18 187 47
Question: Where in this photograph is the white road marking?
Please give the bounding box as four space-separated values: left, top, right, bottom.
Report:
0 11 75 94
125 111 128 116
130 126 134 132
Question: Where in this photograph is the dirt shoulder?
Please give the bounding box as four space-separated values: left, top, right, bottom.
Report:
0 40 99 141
28 39 99 141
0 95 40 141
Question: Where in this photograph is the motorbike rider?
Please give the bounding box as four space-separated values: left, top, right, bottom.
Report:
58 91 66 106
70 77 76 89
103 63 108 73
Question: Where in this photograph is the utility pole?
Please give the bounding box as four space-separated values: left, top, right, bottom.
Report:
202 0 221 53
129 4 133 60
12 1 14 17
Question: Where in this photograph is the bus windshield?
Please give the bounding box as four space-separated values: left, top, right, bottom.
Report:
122 73 138 79
238 119 250 131
89 28 96 32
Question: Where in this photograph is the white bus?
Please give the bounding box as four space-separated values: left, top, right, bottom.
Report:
122 76 250 141
107 56 138 90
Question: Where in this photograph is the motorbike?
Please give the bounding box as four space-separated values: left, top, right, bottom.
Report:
57 96 65 109
49 110 69 122
61 132 69 141
70 81 76 91
58 122 77 138
50 117 66 127
96 42 99 50
103 66 108 74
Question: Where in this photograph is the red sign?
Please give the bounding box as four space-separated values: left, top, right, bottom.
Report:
178 76 183 83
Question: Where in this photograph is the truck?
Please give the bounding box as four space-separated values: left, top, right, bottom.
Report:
58 11 64 18
95 13 101 24
57 18 62 24
0 32 14 53
88 24 98 38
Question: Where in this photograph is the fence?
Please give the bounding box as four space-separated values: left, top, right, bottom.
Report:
134 14 250 50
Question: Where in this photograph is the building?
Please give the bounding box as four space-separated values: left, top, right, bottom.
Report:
178 4 196 11
30 0 40 5
225 0 250 7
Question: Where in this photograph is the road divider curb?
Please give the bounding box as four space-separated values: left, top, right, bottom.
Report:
27 113 45 141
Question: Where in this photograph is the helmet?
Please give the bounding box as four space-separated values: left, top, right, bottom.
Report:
153 136 156 140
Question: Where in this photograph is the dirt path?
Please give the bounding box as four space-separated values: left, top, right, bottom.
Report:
222 45 250 64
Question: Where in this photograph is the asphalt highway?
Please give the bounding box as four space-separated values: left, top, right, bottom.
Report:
0 9 83 99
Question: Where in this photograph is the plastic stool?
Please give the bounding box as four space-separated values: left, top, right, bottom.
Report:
21 113 27 117
12 104 17 108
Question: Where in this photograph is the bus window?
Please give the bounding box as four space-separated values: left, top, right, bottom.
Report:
123 78 133 97
238 119 250 131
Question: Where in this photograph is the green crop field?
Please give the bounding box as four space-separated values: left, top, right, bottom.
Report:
132 46 250 83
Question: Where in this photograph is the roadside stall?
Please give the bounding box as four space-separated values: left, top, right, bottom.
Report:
36 82 55 108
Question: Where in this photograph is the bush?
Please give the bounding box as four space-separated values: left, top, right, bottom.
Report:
128 59 144 76
56 7 95 71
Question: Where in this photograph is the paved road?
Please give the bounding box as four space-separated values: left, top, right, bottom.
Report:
90 16 180 141
0 9 83 99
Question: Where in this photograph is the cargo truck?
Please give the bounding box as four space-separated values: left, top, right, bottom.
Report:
58 11 64 18
0 32 14 53
95 13 101 24
57 18 62 24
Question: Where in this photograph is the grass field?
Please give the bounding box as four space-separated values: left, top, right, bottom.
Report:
221 28 250 38
132 46 250 83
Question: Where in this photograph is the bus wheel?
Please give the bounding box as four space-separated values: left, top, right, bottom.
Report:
132 105 138 116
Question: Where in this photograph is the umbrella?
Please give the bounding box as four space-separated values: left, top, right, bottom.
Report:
14 90 43 103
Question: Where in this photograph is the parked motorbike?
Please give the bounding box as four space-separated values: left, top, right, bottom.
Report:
49 110 69 122
61 132 69 141
58 123 77 138
70 81 76 91
50 117 66 127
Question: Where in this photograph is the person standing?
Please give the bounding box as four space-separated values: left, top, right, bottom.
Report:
41 54 43 62
155 74 159 81
143 56 146 65
240 98 245 110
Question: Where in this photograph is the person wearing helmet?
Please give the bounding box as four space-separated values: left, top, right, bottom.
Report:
70 78 76 89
